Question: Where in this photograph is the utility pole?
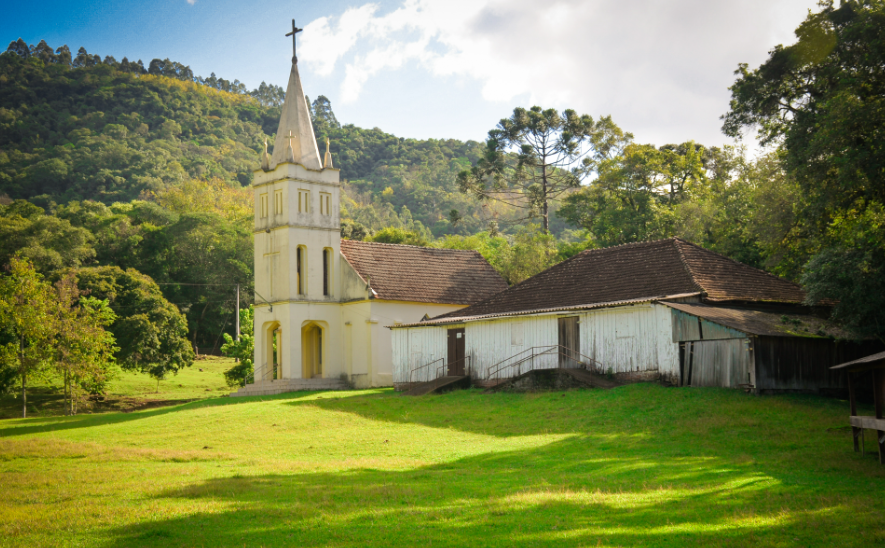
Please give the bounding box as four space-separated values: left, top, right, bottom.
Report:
235 284 241 341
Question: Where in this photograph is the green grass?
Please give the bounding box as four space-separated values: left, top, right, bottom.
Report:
0 385 883 547
0 357 234 419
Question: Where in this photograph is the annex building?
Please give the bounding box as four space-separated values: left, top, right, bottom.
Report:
392 238 881 394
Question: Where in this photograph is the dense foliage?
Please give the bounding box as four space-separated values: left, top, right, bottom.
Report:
72 266 194 381
221 306 255 388
0 257 117 416
0 40 508 239
459 107 597 232
723 0 885 339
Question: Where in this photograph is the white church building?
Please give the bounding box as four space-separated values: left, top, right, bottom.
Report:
232 50 506 396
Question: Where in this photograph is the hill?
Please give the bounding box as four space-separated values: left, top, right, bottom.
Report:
0 40 526 237
0 385 883 546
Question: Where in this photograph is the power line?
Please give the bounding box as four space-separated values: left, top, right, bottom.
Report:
155 283 245 287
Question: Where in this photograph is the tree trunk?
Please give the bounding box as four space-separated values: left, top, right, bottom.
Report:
21 371 26 419
192 301 211 357
541 162 550 233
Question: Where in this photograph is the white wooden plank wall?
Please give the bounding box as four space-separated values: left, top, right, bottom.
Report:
392 326 448 383
690 338 752 387
581 304 679 378
466 316 559 379
393 303 679 383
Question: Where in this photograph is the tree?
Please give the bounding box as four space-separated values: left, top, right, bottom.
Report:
0 200 95 274
559 141 706 246
801 203 885 341
722 0 885 337
311 95 340 133
498 225 558 285
52 274 117 415
458 106 597 232
72 266 194 381
0 257 57 418
221 306 254 387
366 227 429 246
723 1 885 227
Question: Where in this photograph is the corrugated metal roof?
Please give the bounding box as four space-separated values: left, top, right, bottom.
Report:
663 302 844 338
388 292 702 328
831 350 885 370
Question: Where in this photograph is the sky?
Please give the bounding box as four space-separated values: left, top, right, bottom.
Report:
1 0 822 147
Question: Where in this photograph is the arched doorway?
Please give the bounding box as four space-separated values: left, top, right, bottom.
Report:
301 322 325 378
264 321 282 381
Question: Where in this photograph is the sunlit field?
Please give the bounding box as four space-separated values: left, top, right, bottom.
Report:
0 357 233 419
0 384 883 547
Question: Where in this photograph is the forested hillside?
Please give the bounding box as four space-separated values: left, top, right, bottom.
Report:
0 40 512 237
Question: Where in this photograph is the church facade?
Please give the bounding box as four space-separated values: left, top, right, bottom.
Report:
233 54 506 396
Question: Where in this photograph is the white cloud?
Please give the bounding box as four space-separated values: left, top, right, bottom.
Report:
299 0 818 146
187 0 196 5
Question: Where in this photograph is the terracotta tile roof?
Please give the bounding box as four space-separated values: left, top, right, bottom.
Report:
433 238 805 320
663 302 846 338
674 239 806 303
339 239 508 305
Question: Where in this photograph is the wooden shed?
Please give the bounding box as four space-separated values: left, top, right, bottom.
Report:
831 352 885 464
666 302 881 394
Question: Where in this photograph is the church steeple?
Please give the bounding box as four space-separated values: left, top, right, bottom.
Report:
270 24 322 171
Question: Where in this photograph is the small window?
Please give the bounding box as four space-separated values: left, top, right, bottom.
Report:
274 190 283 215
511 322 524 346
296 246 305 294
298 189 310 213
322 248 331 296
260 193 268 218
319 192 331 216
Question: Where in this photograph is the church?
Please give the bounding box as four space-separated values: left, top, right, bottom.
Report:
232 41 507 397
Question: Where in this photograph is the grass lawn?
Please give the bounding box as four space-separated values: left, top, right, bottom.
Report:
0 356 234 419
0 384 883 547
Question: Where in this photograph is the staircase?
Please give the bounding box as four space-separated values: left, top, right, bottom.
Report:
561 367 621 389
484 367 622 393
230 378 348 397
403 376 470 396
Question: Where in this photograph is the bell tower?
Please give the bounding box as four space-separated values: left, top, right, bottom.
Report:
252 20 341 383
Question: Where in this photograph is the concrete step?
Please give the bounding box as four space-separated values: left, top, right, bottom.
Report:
484 367 619 393
403 376 470 396
231 378 348 397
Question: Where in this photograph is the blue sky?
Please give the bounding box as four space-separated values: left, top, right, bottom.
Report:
2 0 820 147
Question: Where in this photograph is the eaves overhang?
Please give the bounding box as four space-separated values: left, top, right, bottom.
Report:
386 292 702 329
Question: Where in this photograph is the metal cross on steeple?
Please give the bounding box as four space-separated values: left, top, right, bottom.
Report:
285 19 303 64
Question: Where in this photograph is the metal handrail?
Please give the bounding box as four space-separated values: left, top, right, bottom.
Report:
409 356 472 384
410 358 444 384
487 345 604 382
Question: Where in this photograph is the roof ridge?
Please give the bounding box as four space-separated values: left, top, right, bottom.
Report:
671 238 706 295
341 239 482 255
432 242 602 321
571 237 674 258
672 237 801 289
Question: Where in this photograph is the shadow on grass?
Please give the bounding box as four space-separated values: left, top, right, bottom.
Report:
0 389 390 438
100 433 882 547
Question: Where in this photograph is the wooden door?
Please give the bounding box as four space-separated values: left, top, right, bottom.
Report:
447 328 466 376
558 317 580 367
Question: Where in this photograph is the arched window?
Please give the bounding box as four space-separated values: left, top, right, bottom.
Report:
296 246 306 294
